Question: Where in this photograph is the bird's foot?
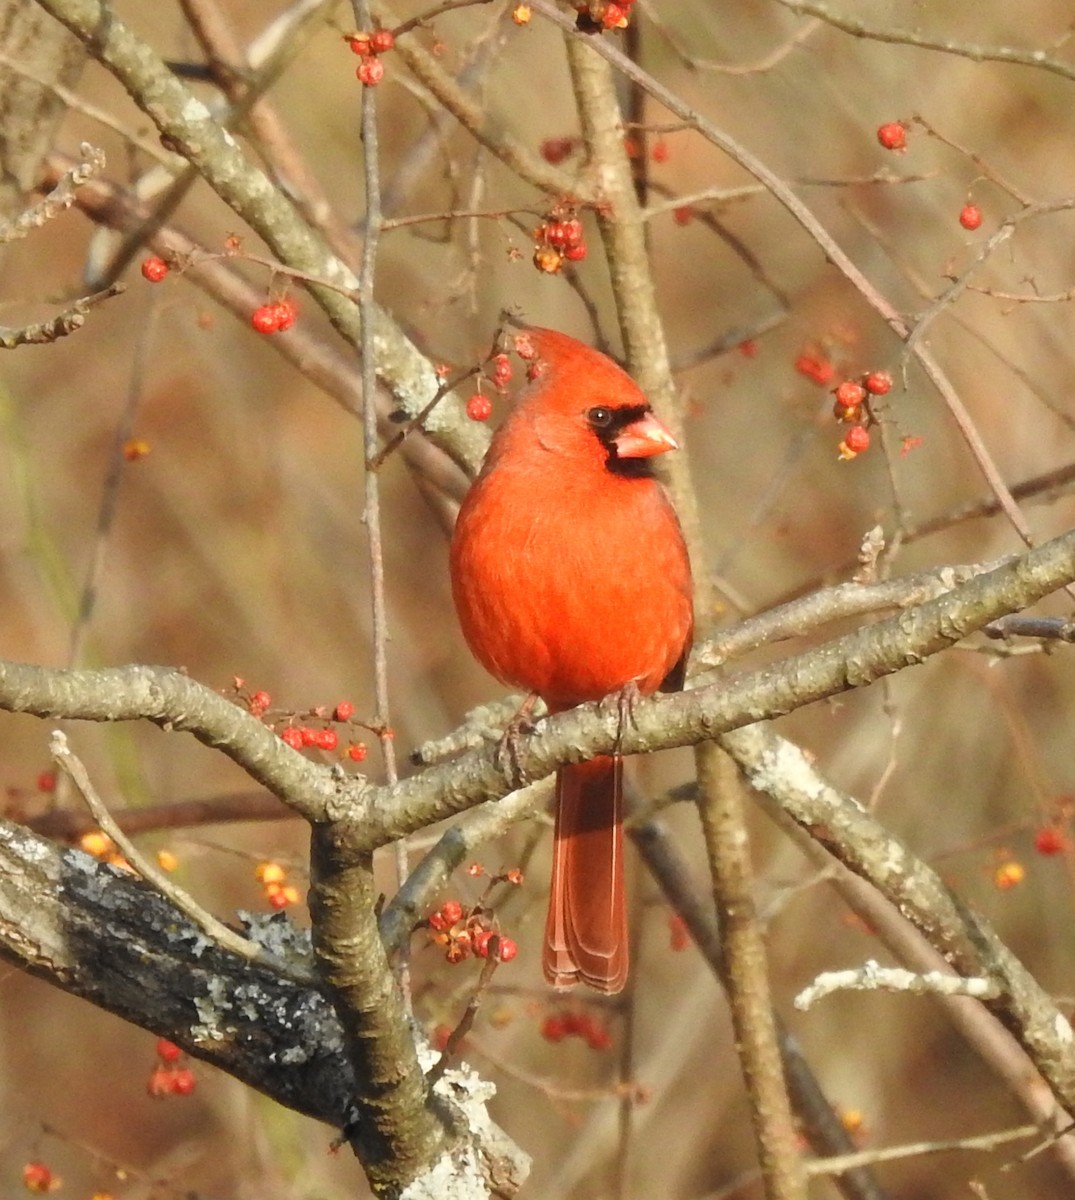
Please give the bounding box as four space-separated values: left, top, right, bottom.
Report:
494 692 540 786
604 680 642 754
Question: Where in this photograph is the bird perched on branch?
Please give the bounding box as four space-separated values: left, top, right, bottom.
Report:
450 327 693 993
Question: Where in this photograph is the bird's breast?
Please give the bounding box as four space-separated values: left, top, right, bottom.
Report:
450 461 692 707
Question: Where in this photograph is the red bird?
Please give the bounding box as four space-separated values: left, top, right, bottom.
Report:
450 328 693 993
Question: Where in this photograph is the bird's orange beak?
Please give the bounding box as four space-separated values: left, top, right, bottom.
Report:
613 411 679 459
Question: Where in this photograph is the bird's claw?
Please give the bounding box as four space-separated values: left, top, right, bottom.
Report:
604 680 642 754
494 693 539 787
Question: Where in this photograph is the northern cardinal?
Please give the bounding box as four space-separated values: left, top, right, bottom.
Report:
450 328 693 992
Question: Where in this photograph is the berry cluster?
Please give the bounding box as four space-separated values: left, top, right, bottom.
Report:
573 0 636 30
347 27 395 87
230 680 368 764
532 202 587 274
251 298 297 335
255 860 301 909
540 1009 613 1050
464 351 515 422
832 370 891 460
425 868 523 966
147 1037 197 1097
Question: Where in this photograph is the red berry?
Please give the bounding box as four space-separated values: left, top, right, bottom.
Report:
496 936 518 962
466 393 492 421
251 304 280 334
584 1020 612 1051
491 353 512 388
299 726 318 746
513 333 537 360
147 1064 173 1097
171 1067 197 1095
563 242 587 262
249 689 272 715
876 122 907 151
36 770 56 793
834 380 866 408
472 929 493 957
428 911 449 932
651 140 669 164
156 1037 182 1062
357 55 385 86
959 203 982 231
602 2 628 29
440 899 464 925
540 137 576 165
795 353 835 386
346 34 371 55
844 425 871 454
561 217 583 246
370 28 395 53
141 255 169 282
270 299 296 331
863 371 892 396
1034 826 1067 856
544 220 567 247
316 728 338 751
22 1162 53 1193
334 701 355 722
541 1015 567 1042
281 726 304 750
347 742 368 762
672 205 693 225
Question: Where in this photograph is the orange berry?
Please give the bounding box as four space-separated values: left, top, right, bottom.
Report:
256 861 287 885
156 849 178 872
993 860 1025 890
532 245 563 274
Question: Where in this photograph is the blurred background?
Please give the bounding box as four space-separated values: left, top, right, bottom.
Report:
3 0 1075 1196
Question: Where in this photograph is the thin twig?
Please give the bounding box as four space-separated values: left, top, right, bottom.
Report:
49 730 263 962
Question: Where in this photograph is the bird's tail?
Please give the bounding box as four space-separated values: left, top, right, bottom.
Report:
543 755 627 993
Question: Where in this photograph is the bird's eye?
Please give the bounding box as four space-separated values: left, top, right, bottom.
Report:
587 406 613 428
